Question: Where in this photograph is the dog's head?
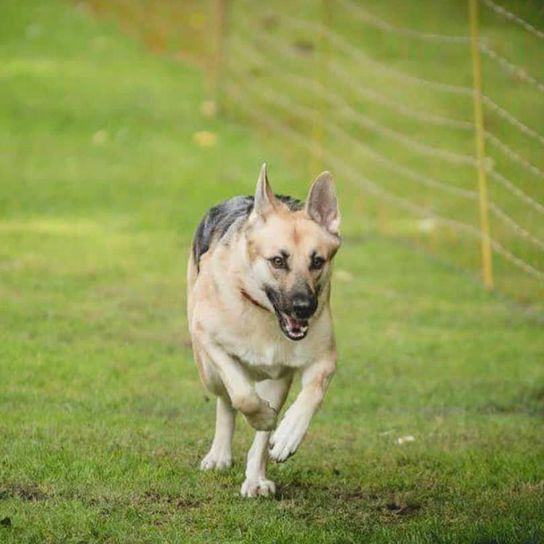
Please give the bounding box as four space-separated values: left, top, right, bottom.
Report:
245 164 341 341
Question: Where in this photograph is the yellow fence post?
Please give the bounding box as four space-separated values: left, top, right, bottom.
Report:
207 0 228 110
469 0 494 290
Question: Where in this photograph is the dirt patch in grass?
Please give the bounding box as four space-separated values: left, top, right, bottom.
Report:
481 384 544 417
275 481 421 526
140 490 206 510
0 483 51 502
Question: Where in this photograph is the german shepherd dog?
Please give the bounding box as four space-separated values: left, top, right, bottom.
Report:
187 164 341 497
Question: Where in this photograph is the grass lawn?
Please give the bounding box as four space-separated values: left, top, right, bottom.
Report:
1 1 543 542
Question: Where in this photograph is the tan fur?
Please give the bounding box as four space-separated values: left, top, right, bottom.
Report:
187 165 340 497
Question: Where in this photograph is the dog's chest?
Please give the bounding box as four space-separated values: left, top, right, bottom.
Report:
219 326 311 378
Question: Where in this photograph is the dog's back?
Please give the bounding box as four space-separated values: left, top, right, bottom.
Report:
187 196 253 315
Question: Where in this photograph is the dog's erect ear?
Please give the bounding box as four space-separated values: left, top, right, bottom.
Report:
305 171 340 234
253 163 277 217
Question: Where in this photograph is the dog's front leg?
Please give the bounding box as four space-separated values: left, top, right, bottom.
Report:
241 374 293 498
203 340 277 431
200 396 236 471
269 352 336 462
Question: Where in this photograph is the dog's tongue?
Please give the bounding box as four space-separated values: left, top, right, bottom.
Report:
283 314 308 336
285 315 300 328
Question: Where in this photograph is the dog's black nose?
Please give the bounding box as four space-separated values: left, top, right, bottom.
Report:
291 294 317 319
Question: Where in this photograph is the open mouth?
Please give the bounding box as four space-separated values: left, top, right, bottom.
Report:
278 312 309 341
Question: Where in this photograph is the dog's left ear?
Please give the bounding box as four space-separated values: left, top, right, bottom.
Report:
306 171 340 235
252 163 277 218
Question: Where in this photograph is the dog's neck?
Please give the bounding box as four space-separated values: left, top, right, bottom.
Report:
240 288 269 312
232 233 271 313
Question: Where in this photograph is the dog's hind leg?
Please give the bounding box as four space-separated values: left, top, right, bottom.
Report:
241 374 293 498
200 396 236 471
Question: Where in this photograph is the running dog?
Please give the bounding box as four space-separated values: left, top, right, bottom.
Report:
187 164 341 497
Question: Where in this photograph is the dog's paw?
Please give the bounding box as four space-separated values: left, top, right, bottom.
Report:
244 401 277 431
240 477 276 498
200 449 233 471
269 411 309 463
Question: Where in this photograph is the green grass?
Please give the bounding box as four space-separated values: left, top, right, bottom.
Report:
1 1 543 542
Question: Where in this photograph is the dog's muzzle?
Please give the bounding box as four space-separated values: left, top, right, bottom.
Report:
278 312 309 341
266 288 317 341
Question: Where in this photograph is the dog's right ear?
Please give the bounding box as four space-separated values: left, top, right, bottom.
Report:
306 171 340 235
252 163 277 218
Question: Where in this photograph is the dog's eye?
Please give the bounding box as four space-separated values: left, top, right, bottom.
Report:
269 256 287 269
310 255 326 270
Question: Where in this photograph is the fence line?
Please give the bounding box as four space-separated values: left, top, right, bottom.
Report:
230 30 477 166
482 95 544 147
489 203 544 252
226 80 544 282
328 64 475 131
232 26 474 131
85 0 544 301
224 1 544 299
334 97 476 166
228 69 544 254
277 15 476 96
480 42 544 94
229 38 478 199
485 132 544 180
481 0 544 40
336 0 470 44
330 159 544 282
489 170 544 215
233 21 476 164
236 11 544 159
